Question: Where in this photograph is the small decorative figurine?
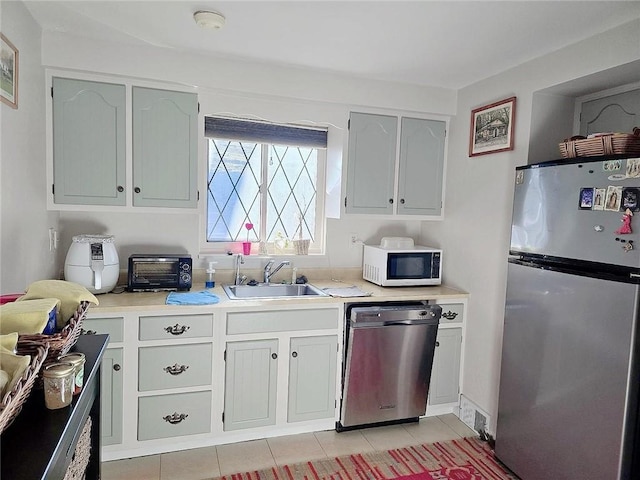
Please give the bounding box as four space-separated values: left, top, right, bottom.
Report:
615 208 633 235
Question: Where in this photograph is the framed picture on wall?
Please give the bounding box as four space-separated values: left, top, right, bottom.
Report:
469 96 516 157
1 33 18 109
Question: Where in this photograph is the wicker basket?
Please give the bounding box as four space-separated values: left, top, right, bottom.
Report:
16 301 89 371
63 416 92 480
0 344 49 434
559 127 640 158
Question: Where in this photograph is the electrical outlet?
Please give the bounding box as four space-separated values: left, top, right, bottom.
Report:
348 233 358 248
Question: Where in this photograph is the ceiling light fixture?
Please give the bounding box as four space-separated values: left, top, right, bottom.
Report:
193 10 226 30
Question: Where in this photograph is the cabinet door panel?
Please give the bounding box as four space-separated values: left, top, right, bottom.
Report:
397 117 445 216
288 336 338 422
580 89 640 136
53 78 126 205
132 87 198 208
102 348 123 446
346 112 397 214
428 328 461 406
224 339 278 431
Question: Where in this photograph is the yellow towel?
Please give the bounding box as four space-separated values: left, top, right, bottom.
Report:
0 350 31 398
0 332 18 352
18 280 99 328
0 298 60 335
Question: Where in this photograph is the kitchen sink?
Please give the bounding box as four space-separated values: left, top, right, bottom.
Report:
223 283 329 300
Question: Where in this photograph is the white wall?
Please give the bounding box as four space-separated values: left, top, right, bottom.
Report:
0 1 59 293
427 18 640 433
39 31 456 272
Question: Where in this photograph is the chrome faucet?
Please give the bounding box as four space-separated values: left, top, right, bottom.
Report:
263 259 291 284
234 254 247 285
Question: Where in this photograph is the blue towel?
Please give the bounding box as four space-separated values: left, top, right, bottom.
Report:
166 291 220 305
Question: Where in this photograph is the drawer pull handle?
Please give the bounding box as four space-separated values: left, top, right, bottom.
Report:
81 329 97 335
442 311 459 320
165 324 191 335
164 364 189 375
113 363 121 372
163 412 188 424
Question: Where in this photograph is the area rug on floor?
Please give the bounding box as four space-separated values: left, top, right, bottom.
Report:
216 437 517 480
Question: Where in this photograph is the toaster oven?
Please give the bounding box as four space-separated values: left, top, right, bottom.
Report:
127 254 192 292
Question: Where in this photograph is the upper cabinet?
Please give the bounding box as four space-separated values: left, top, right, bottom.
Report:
52 78 126 206
345 112 446 217
50 76 198 210
132 87 198 208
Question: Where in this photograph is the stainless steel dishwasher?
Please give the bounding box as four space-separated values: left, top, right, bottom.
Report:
337 302 441 431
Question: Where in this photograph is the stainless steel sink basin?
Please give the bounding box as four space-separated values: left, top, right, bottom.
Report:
223 283 329 300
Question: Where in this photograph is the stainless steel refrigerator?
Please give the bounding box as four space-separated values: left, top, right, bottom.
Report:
496 156 640 480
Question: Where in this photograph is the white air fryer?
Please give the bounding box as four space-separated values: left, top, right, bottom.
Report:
64 235 119 294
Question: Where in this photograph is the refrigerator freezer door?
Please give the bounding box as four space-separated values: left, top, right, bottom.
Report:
496 261 638 480
511 159 640 268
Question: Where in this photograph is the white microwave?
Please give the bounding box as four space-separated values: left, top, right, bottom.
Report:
362 237 442 287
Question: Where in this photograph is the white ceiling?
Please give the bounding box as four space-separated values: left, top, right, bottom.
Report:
23 0 640 89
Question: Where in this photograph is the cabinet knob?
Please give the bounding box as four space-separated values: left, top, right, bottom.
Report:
271 353 278 360
117 185 124 193
134 187 141 194
400 198 405 204
291 351 298 358
435 341 440 347
388 198 394 204
81 329 97 335
113 363 121 371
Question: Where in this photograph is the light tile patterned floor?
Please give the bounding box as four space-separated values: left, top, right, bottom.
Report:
102 414 476 480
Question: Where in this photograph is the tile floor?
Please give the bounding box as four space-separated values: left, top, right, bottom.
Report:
102 414 477 480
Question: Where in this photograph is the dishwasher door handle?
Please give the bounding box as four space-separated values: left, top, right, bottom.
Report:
352 319 439 328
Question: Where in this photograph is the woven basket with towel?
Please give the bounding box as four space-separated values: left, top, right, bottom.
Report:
559 127 640 158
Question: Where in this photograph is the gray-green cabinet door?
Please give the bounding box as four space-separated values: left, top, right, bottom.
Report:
397 118 445 216
345 112 397 214
224 339 278 431
132 87 198 208
428 328 461 406
288 335 338 422
52 77 126 205
101 348 123 446
580 89 640 136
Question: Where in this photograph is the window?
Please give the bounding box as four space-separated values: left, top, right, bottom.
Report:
204 117 327 253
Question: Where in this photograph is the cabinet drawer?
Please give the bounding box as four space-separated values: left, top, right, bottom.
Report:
138 391 211 441
138 344 212 392
439 303 464 324
83 317 124 343
139 314 213 341
227 309 338 335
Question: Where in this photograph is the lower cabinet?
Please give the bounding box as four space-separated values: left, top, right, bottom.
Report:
223 339 279 431
428 328 462 406
288 335 338 422
101 348 123 446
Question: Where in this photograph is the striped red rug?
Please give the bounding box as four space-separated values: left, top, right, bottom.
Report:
217 437 517 480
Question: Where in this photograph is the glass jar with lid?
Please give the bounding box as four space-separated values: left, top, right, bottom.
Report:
58 352 85 395
42 362 75 409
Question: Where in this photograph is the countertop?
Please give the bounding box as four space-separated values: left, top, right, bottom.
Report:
90 279 468 312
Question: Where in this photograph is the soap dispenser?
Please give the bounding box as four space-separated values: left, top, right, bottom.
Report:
205 261 217 289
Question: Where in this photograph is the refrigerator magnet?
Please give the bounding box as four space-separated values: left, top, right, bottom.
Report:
622 187 640 212
579 188 594 210
603 160 622 172
605 186 623 211
626 158 640 178
593 188 606 211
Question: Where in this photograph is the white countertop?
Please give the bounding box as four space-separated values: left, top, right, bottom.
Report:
90 279 467 312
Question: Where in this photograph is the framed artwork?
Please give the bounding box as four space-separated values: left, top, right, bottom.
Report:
469 96 516 157
1 33 18 109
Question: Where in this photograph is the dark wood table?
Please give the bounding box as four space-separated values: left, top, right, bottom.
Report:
1 334 108 479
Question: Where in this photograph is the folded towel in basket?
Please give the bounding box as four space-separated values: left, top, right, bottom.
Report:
166 291 220 305
18 280 99 328
0 298 60 335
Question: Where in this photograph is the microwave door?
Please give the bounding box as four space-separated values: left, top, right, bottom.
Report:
388 253 430 280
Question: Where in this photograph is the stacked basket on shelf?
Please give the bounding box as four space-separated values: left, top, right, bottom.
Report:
559 127 640 158
0 280 97 434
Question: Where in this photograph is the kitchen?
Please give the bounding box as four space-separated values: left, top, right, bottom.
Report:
2 1 640 479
